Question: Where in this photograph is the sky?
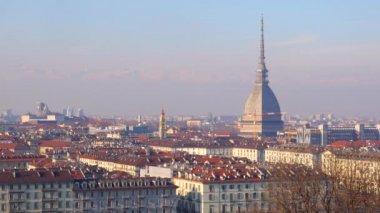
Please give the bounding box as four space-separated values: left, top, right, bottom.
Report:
0 0 379 118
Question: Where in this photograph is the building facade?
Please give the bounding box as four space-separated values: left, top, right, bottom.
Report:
0 169 177 213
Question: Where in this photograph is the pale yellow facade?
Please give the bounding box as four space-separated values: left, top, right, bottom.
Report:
264 149 320 169
232 148 261 162
150 145 261 162
321 150 380 191
79 156 140 176
173 177 269 213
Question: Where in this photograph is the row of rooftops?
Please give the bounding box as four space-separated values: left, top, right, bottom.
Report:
325 149 380 161
144 139 272 149
0 168 176 188
79 147 256 168
175 164 266 183
266 144 325 154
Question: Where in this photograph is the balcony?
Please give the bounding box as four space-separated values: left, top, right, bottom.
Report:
9 199 25 203
42 188 57 192
9 209 25 213
42 198 58 202
41 209 59 213
9 189 24 193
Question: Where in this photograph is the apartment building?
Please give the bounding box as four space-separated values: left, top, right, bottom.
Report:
0 169 75 212
173 166 270 213
0 168 177 213
264 144 323 169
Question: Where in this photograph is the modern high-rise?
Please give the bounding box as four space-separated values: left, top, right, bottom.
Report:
238 17 283 138
158 109 166 139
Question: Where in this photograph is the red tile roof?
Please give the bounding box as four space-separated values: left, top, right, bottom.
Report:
39 140 72 148
329 141 380 148
0 143 30 151
0 169 74 184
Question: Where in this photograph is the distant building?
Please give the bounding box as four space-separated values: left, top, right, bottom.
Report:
186 119 202 128
264 144 324 169
0 143 31 154
21 113 65 124
39 140 72 155
158 109 166 139
238 17 283 138
0 123 16 133
0 154 44 170
297 124 380 145
76 108 84 117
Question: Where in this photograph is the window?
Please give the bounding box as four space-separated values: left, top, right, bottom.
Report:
209 205 215 213
66 201 70 208
209 194 213 201
222 205 227 213
209 185 214 192
229 185 234 189
222 185 226 191
261 192 265 200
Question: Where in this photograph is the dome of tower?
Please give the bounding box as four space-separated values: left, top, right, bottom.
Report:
243 84 281 116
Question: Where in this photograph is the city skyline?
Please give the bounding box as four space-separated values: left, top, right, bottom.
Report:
1 1 380 117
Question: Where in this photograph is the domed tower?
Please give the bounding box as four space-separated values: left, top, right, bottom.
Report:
238 17 283 138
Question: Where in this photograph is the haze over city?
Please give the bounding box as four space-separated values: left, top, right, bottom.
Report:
1 0 379 117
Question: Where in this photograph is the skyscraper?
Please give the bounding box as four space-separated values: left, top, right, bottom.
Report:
158 109 166 139
238 17 283 138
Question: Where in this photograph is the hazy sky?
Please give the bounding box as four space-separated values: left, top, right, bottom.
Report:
0 1 379 117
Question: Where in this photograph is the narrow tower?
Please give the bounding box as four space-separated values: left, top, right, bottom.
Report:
158 109 166 139
238 17 284 138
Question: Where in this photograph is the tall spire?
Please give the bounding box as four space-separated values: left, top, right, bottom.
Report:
260 15 265 65
256 15 268 85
